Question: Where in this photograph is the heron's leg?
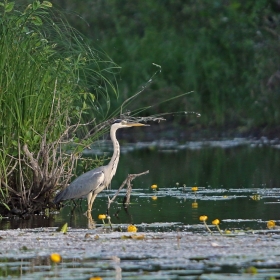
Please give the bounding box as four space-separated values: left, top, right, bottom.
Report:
84 192 92 217
87 212 95 229
88 193 97 213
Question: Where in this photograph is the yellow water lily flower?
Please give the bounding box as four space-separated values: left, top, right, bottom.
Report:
199 215 212 234
267 220 276 229
151 196 157 200
212 219 223 235
98 214 106 224
50 253 61 263
151 184 157 189
199 215 208 222
192 186 198 192
98 214 106 220
127 224 137 232
89 277 103 280
212 219 220 225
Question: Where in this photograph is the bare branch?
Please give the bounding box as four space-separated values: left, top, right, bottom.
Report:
1 180 21 197
107 170 149 214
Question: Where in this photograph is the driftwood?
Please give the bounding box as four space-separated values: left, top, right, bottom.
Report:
107 170 149 215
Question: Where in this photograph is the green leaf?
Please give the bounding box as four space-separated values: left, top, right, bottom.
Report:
34 135 41 143
31 16 43 26
11 140 17 147
25 130 31 140
76 145 84 153
41 1 52 8
89 93 95 102
32 1 40 10
60 223 68 234
4 2 15 13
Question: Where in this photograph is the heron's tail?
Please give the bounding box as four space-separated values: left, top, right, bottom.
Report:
53 189 66 204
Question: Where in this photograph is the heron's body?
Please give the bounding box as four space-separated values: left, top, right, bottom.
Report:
53 120 146 214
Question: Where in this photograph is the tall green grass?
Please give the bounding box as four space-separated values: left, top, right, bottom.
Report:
0 1 119 213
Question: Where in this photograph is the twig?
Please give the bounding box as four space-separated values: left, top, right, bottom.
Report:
107 170 149 214
0 180 21 197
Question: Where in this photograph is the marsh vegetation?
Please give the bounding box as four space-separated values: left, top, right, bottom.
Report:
0 1 118 215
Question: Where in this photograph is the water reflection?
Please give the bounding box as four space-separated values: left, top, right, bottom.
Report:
116 144 280 189
1 145 280 231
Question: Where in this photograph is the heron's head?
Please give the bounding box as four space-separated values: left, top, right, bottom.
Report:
112 119 147 129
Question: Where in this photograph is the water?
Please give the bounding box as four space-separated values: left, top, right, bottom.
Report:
53 142 280 231
1 140 280 231
2 140 280 279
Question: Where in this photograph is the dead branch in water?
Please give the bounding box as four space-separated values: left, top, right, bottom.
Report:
107 170 149 215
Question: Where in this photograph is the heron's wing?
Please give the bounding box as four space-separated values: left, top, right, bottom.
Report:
54 169 105 203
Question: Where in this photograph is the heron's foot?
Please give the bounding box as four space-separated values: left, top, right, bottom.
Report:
87 212 95 229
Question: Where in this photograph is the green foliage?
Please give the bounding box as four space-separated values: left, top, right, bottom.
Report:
53 0 280 129
0 0 118 212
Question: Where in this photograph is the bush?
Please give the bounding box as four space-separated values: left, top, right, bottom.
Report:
0 1 118 214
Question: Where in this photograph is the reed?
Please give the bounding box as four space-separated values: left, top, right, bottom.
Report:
0 1 118 214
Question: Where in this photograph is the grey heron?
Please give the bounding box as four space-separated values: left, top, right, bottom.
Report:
53 119 147 215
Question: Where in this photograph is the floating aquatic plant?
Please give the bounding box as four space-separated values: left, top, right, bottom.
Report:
267 220 276 229
50 253 61 263
127 224 137 232
98 214 106 224
98 214 112 229
199 215 207 222
245 266 258 275
151 196 157 200
60 223 68 234
122 234 144 240
199 215 212 234
192 186 198 192
212 219 223 235
151 184 158 190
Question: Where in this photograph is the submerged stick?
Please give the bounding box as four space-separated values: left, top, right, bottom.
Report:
107 170 149 214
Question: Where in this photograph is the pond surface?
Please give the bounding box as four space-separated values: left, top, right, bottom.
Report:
2 138 280 279
1 138 280 232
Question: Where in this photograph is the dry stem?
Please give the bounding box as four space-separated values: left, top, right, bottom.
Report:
107 170 149 214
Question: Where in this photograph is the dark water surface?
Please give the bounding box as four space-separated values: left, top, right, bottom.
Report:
1 139 280 232
2 140 280 279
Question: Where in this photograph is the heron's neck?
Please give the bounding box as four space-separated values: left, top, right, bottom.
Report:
109 127 120 178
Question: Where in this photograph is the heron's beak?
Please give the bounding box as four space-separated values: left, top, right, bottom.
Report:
127 123 149 127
